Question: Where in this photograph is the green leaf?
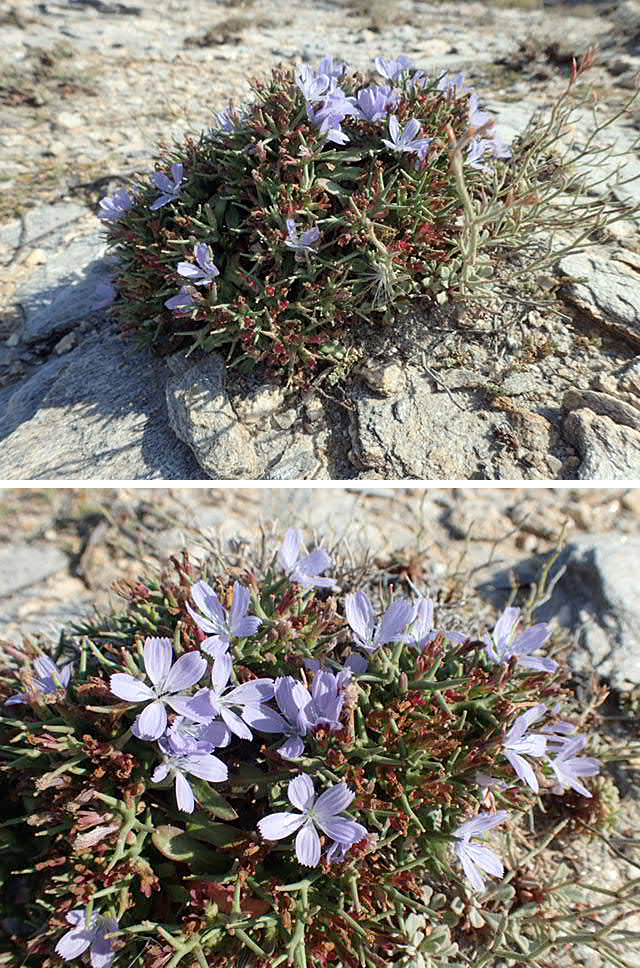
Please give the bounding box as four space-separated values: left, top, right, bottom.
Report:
190 780 238 820
152 825 229 871
186 821 247 848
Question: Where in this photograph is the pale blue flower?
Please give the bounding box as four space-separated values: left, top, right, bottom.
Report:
467 132 512 171
381 115 433 160
437 71 470 97
284 218 322 254
296 65 333 102
186 579 261 656
164 286 198 314
355 85 400 122
97 188 134 221
187 652 278 741
546 733 601 797
109 637 208 741
153 737 228 813
258 774 368 867
345 591 413 653
484 607 557 673
177 243 219 286
150 162 184 210
453 810 509 892
277 528 335 588
374 55 415 81
405 598 466 649
55 909 118 968
5 655 74 705
503 705 547 793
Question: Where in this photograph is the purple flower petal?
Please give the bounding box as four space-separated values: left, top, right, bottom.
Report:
463 842 504 879
225 678 275 704
505 750 539 792
143 637 173 689
212 652 233 692
258 811 305 841
288 773 315 811
345 592 374 643
242 704 289 732
164 694 213 722
65 910 85 928
378 600 413 644
316 816 368 845
278 529 302 572
506 705 547 744
454 810 509 841
109 674 154 703
175 772 195 813
278 735 305 758
55 926 94 961
89 921 117 968
181 753 228 783
315 782 355 818
151 763 170 783
295 824 321 866
163 652 207 693
132 699 167 740
220 705 253 740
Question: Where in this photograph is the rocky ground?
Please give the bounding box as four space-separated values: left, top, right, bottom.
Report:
0 485 639 964
1 0 640 480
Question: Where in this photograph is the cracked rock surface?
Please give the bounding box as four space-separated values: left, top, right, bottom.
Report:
2 0 640 479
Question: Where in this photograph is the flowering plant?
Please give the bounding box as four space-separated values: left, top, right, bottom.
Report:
0 530 604 968
97 54 512 382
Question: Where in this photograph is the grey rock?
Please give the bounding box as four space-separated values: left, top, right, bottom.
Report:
501 371 541 396
165 354 258 480
558 249 640 342
564 408 640 479
349 368 504 478
506 535 640 690
18 231 112 343
564 388 640 431
0 201 89 254
0 325 203 480
355 362 406 397
619 360 640 397
266 441 319 480
0 542 68 598
230 382 285 425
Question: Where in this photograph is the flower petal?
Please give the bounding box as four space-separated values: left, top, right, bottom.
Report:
278 736 305 758
181 753 228 783
151 763 170 783
109 674 154 703
464 842 503 879
378 600 413 644
455 842 486 892
55 927 94 961
90 921 118 968
345 592 374 643
315 782 355 818
315 816 366 845
143 637 173 689
505 750 539 793
275 676 312 724
258 811 304 841
278 528 302 573
212 652 233 692
226 678 275 704
186 601 221 636
163 652 207 694
132 700 167 740
175 772 195 813
295 823 321 866
192 580 226 625
288 773 315 811
242 704 289 733
164 694 213 722
220 705 253 740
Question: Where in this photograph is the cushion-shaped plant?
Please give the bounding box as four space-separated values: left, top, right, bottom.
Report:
0 530 606 968
97 55 512 381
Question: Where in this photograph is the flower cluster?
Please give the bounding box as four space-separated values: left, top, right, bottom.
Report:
0 530 602 968
97 52 513 381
